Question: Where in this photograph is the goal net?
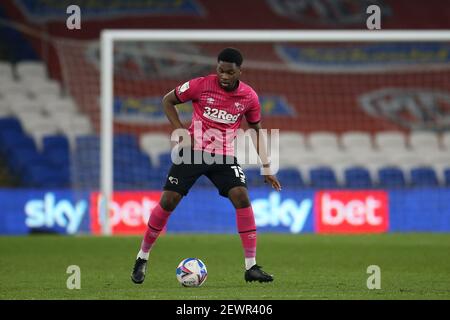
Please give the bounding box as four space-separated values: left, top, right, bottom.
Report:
53 30 450 234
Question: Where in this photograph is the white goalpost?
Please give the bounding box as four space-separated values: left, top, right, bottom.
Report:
100 29 450 235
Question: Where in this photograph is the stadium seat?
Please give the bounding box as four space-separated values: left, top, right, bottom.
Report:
140 132 172 166
279 131 305 151
291 152 325 184
318 150 353 185
44 98 78 114
375 131 407 152
158 152 174 172
114 133 139 150
31 128 61 151
0 82 28 96
309 166 338 188
0 133 36 156
378 167 406 188
422 151 450 185
5 95 42 115
16 61 47 80
244 168 262 187
43 135 71 167
442 132 450 151
409 131 441 152
355 151 392 184
0 105 11 117
23 163 69 188
344 166 372 188
276 168 304 187
76 134 100 149
341 131 373 153
444 169 450 186
410 167 439 187
389 151 428 183
0 117 23 134
25 80 61 97
308 131 340 151
0 61 14 81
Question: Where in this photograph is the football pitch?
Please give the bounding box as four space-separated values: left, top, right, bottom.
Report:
0 234 449 300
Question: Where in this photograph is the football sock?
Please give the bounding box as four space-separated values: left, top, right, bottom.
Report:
236 206 257 270
245 257 257 270
139 204 172 256
136 250 149 260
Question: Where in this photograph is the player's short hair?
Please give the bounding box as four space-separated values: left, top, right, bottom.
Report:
217 47 243 67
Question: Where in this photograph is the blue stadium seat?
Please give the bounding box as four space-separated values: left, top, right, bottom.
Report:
43 135 69 151
7 147 45 175
158 152 174 170
378 167 406 188
345 167 372 188
44 148 70 168
410 167 439 187
310 167 338 188
76 135 100 150
244 168 262 187
444 168 450 186
0 132 36 155
0 117 23 134
43 135 71 168
73 148 99 166
114 133 139 150
276 168 304 187
23 163 69 188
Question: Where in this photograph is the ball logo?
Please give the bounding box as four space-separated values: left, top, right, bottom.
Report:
315 191 388 233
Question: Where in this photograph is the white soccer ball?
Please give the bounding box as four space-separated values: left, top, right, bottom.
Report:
176 258 208 287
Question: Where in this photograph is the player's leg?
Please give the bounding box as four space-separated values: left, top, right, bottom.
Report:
131 190 183 284
131 149 202 284
207 160 273 283
138 190 182 258
228 186 273 283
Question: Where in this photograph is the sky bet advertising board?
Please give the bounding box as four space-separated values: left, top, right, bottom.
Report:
0 188 449 234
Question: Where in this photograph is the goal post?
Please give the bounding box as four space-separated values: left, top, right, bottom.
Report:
99 29 450 235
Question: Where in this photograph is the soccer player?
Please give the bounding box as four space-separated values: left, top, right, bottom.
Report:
131 47 281 284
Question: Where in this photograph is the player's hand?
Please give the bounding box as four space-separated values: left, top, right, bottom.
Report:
264 175 282 191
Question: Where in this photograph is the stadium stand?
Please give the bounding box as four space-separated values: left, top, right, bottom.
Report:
0 0 449 191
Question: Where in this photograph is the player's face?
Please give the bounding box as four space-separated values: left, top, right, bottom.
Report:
216 61 241 90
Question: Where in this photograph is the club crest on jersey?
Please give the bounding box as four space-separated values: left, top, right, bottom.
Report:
169 176 179 185
203 106 240 124
178 81 190 94
234 102 245 112
207 97 215 105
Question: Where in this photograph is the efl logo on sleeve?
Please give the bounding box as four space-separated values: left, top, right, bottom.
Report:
314 191 388 234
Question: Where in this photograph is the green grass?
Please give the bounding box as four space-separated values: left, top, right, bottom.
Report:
0 234 449 300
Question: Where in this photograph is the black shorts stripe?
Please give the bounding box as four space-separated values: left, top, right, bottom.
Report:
238 229 257 234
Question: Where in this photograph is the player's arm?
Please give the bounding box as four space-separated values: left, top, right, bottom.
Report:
248 121 282 191
162 89 185 130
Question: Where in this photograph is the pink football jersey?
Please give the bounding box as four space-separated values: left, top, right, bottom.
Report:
174 74 261 156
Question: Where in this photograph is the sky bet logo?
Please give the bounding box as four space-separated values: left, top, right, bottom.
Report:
25 192 88 234
252 192 312 233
